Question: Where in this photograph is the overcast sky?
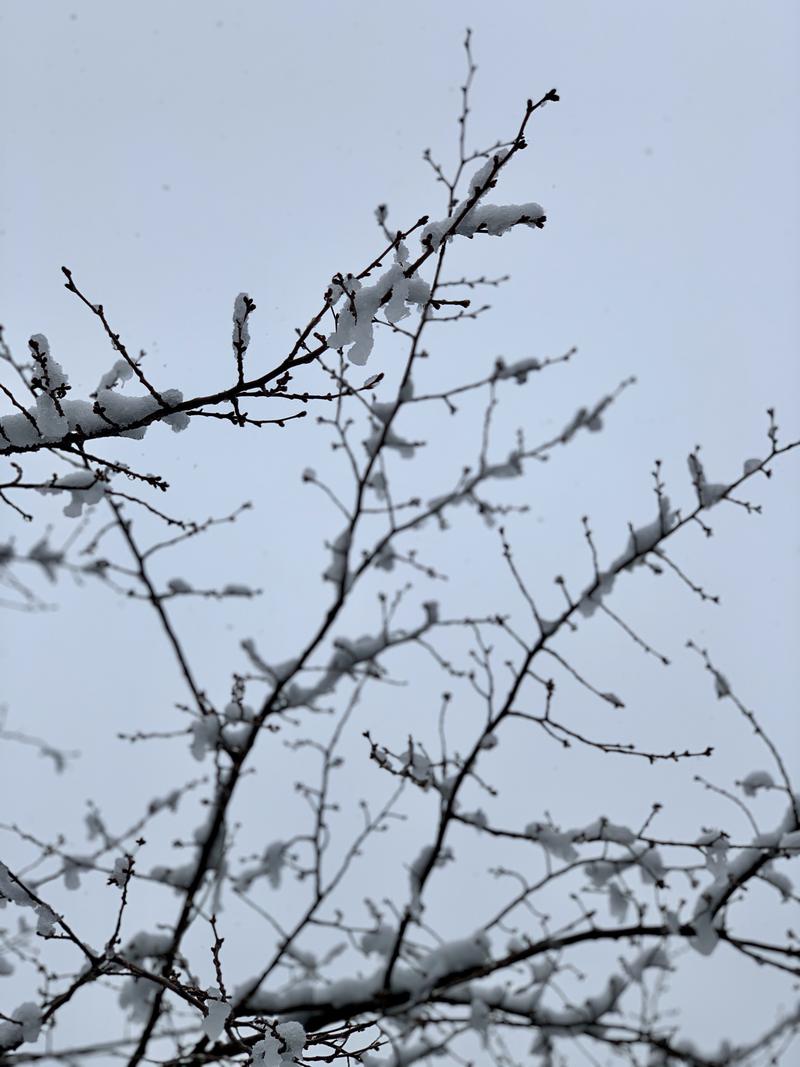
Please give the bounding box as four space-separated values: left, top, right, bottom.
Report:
1 2 799 1063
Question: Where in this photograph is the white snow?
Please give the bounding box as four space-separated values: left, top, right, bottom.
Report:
494 356 542 383
779 830 800 853
39 470 108 518
409 844 454 913
688 797 800 955
577 496 677 617
0 1002 42 1051
419 931 490 980
251 1021 306 1066
326 243 430 365
688 452 728 508
233 293 252 350
422 153 544 248
0 335 189 449
202 987 232 1041
190 713 221 761
0 862 59 935
608 882 630 922
235 840 288 891
360 924 397 957
322 528 352 588
740 769 775 796
167 577 193 594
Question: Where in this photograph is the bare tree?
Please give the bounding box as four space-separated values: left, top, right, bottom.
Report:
1 32 798 1067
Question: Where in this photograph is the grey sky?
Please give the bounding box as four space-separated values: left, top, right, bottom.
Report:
1 2 798 1063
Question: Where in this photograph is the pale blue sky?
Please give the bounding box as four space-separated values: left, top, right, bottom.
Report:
1 2 798 1062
